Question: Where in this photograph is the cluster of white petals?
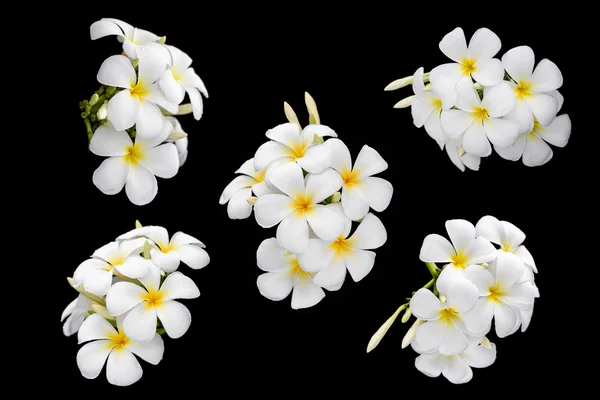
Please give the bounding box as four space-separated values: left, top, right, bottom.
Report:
387 27 571 171
62 222 209 386
367 216 539 384
220 95 393 309
86 18 207 205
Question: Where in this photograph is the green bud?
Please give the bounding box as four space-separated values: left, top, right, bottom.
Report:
131 58 139 69
106 86 116 96
135 220 143 229
331 192 341 203
313 134 324 144
157 36 166 45
143 240 152 259
89 93 99 105
401 308 412 323
309 114 317 125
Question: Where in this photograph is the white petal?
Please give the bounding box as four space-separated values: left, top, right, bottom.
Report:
123 302 157 343
97 55 136 89
439 274 479 313
291 280 325 310
445 140 465 172
410 288 443 320
178 244 210 270
90 124 132 157
160 272 200 301
144 82 179 114
136 48 167 85
93 157 129 196
227 187 253 219
345 248 376 282
532 59 563 92
306 205 346 241
349 213 387 250
125 165 158 206
462 121 491 157
440 109 475 139
166 44 192 70
548 90 565 112
525 93 558 127
523 132 553 167
257 238 290 272
90 20 124 40
433 78 459 110
515 245 537 272
302 124 337 138
127 333 164 365
463 265 494 296
114 256 151 279
360 177 393 213
78 314 116 343
252 181 274 197
419 234 455 262
135 101 165 141
439 323 469 356
502 46 535 81
277 213 310 254
411 97 434 128
341 186 369 221
445 219 476 253
83 269 114 297
132 28 160 45
149 248 180 273
482 81 517 118
270 162 305 198
107 90 140 132
494 134 526 161
501 220 526 251
493 252 526 291
297 239 335 273
312 261 347 288
518 307 534 332
505 97 535 135
61 298 78 322
468 27 501 60
138 264 162 292
297 144 332 174
257 270 294 300
415 353 445 378
462 342 496 368
155 300 192 339
185 86 204 120
455 77 482 112
73 258 110 287
265 122 302 148
102 18 134 37
106 349 143 387
411 67 428 99
537 114 571 148
462 297 494 336
442 355 473 384
118 226 169 248
234 158 257 177
353 145 388 178
219 175 256 204
170 232 204 249
142 143 179 179
159 69 186 104
504 282 536 309
326 138 352 173
471 58 504 86
493 301 519 338
105 282 146 316
254 141 291 171
464 236 497 265
180 68 208 97
77 340 113 379
415 319 445 353
461 153 480 171
306 168 343 204
439 27 468 62
254 194 296 228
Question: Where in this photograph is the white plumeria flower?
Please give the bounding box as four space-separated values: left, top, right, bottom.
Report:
256 238 325 310
254 162 346 254
297 208 387 287
327 139 393 221
158 45 208 120
90 18 161 59
117 226 209 273
73 238 151 296
411 67 457 148
430 27 504 87
462 253 537 338
97 47 177 139
495 114 571 167
475 215 537 273
61 295 93 337
90 122 179 206
77 314 164 387
106 265 200 342
502 45 563 134
254 123 337 174
419 219 497 279
219 158 276 220
409 267 481 355
412 336 496 384
166 116 189 166
441 78 519 157
445 138 481 172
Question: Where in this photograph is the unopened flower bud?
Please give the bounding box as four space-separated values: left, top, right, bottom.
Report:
481 337 492 349
305 92 320 124
394 95 414 109
89 93 99 105
247 196 258 206
458 146 466 157
439 294 447 304
401 308 412 323
176 103 193 115
402 318 424 349
135 220 143 229
331 192 342 203
384 76 413 91
97 101 108 120
367 304 407 353
157 36 167 45
283 250 293 257
313 134 324 144
92 304 116 320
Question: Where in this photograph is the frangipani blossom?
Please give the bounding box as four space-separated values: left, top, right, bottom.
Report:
254 163 346 254
106 265 200 342
117 226 209 273
445 138 481 172
219 158 275 220
90 18 161 59
77 314 164 387
411 67 457 148
462 253 536 338
475 215 537 273
254 123 337 174
502 46 563 134
97 47 177 139
73 238 151 296
430 27 504 87
419 219 497 279
327 139 393 221
90 123 179 206
297 208 387 287
441 78 519 157
256 238 325 309
409 268 480 355
159 45 208 120
62 295 93 337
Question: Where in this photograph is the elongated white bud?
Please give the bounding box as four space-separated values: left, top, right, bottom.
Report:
313 134 324 144
481 337 492 349
92 304 116 320
157 36 167 45
176 103 193 115
401 308 412 323
384 76 413 91
331 192 341 203
458 146 467 157
305 92 320 124
89 93 99 105
284 102 300 124
394 95 414 109
367 304 407 353
247 196 257 206
135 220 143 229
168 130 188 141
439 294 447 304
97 101 108 120
402 318 424 349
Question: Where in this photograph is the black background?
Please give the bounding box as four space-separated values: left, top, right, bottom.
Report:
45 6 584 396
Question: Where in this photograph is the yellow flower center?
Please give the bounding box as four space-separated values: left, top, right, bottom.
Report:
124 144 145 166
527 118 544 138
288 258 311 282
340 168 361 187
329 236 355 261
130 79 149 99
142 288 166 309
107 330 130 352
252 168 267 183
292 194 314 216
473 106 490 122
461 58 477 76
286 140 308 160
451 252 468 269
431 97 443 111
439 307 459 324
488 284 504 303
515 80 533 100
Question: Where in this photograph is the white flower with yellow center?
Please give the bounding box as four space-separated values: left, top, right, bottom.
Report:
441 78 519 157
117 226 209 273
297 208 387 287
77 314 164 387
444 138 481 172
502 45 563 134
254 162 346 254
430 27 504 87
411 67 457 148
90 18 161 59
256 238 325 310
219 158 276 220
97 47 178 139
254 123 337 174
106 265 200 342
409 268 481 355
72 238 151 296
90 122 179 206
158 45 208 120
462 253 536 338
419 219 497 279
61 294 93 337
327 139 393 221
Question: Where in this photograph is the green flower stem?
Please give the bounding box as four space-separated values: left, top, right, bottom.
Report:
422 277 435 290
425 261 440 278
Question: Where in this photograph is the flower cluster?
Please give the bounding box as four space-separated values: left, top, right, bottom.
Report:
386 27 571 171
80 18 208 205
220 93 393 309
61 221 210 386
367 216 539 384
